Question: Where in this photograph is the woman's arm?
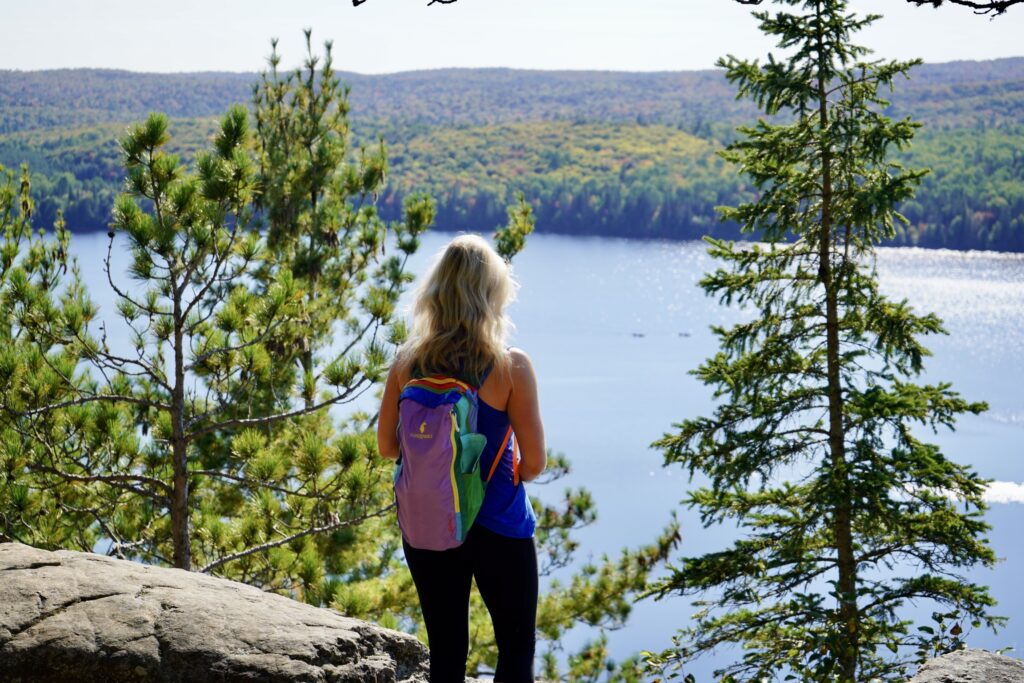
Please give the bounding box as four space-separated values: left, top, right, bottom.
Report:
376 361 403 460
506 348 546 482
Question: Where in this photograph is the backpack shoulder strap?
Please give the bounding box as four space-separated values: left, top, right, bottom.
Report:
405 375 475 393
512 433 520 486
485 425 520 486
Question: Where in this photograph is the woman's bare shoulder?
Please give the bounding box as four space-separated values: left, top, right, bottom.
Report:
506 347 537 381
507 347 532 366
390 348 414 384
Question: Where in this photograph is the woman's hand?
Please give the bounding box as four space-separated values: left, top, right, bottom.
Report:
507 348 546 481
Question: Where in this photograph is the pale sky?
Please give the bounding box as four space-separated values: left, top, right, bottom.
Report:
0 0 1021 74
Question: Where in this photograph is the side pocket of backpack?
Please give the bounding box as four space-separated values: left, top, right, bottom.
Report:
458 433 487 474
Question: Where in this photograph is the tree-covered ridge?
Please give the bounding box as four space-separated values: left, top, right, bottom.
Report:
902 123 1024 250
3 60 1023 251
0 118 220 178
0 70 253 135
381 121 740 238
3 58 1024 135
4 117 1023 250
0 118 220 235
383 121 1024 249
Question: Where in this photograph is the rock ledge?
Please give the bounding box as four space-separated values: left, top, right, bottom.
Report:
910 647 1024 683
0 541 429 682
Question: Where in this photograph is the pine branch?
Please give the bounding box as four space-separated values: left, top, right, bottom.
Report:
198 504 394 574
190 469 330 499
186 316 289 372
9 390 170 419
104 232 169 318
32 466 171 495
180 219 240 321
186 377 371 437
71 323 171 391
906 0 1021 14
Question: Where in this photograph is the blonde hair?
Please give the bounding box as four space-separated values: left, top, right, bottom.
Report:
402 234 517 383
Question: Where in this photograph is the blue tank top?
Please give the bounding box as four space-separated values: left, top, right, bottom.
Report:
476 397 536 538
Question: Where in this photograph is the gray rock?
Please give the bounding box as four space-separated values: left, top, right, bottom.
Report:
910 648 1024 683
0 541 430 682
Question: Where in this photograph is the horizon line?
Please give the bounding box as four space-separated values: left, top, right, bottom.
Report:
4 55 1024 78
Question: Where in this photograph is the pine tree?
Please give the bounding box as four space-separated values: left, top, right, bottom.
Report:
647 1 1002 681
2 43 431 575
177 32 433 594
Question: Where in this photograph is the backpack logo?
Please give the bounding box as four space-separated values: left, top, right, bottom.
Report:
411 420 432 440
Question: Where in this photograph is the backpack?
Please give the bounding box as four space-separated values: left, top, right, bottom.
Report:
393 373 517 551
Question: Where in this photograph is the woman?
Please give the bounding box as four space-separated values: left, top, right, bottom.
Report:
377 234 547 683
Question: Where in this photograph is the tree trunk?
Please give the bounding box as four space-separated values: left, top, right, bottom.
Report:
816 5 858 680
171 292 191 570
302 174 320 412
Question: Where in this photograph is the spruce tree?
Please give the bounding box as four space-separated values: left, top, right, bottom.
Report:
647 1 1001 681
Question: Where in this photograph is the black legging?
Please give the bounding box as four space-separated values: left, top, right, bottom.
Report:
403 523 538 683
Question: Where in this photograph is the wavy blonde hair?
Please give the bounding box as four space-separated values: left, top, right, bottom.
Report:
402 234 518 383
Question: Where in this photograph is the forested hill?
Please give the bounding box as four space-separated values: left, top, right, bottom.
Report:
1 59 1023 251
4 59 1024 133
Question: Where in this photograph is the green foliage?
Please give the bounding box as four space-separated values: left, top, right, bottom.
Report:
897 124 1024 250
1 119 744 242
382 121 743 242
647 2 1001 681
0 161 113 552
493 191 536 262
7 120 1024 251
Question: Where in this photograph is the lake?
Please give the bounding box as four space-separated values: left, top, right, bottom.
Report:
68 229 1024 679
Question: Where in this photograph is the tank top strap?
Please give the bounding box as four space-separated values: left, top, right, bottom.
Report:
477 363 493 386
